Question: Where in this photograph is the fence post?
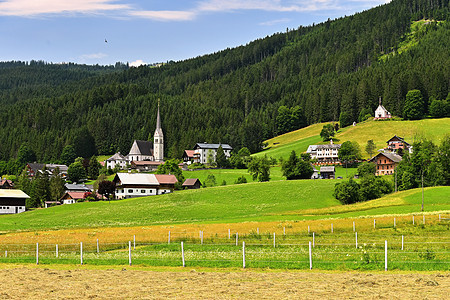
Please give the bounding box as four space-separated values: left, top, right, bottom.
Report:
313 232 315 248
353 221 355 232
133 235 136 250
4 251 7 258
257 228 259 235
273 233 276 248
168 231 171 244
394 218 396 228
36 243 39 265
423 215 425 225
129 241 132 266
228 229 230 239
309 241 312 270
56 244 58 258
308 226 310 234
355 232 358 249
374 219 376 229
80 242 83 265
283 227 286 235
181 242 185 267
236 233 239 246
439 214 441 221
97 239 99 253
413 215 415 225
201 231 203 245
401 235 404 251
242 242 246 269
385 240 388 271
331 223 333 233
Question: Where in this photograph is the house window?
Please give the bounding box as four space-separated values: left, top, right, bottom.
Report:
128 189 133 193
141 190 146 193
155 139 158 143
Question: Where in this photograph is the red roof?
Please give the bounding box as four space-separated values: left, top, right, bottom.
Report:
64 192 88 199
184 150 195 158
154 174 178 185
182 178 201 186
132 161 164 166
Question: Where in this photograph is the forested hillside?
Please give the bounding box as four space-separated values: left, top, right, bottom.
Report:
0 0 448 165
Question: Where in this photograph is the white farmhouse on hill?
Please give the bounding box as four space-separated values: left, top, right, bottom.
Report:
374 97 391 120
113 173 177 199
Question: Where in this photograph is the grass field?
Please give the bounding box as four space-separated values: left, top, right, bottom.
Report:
255 118 450 160
183 166 284 184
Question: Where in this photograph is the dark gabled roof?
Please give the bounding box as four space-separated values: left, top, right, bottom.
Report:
135 140 153 156
369 152 403 163
27 163 45 173
193 143 233 150
387 135 410 145
182 178 201 186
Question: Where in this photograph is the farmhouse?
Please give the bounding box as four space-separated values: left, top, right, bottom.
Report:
369 152 402 176
113 173 177 199
105 152 128 170
307 140 341 163
0 189 29 214
182 178 201 189
320 166 335 179
191 143 232 164
0 179 14 189
386 135 412 153
374 97 392 120
182 150 195 165
26 163 68 178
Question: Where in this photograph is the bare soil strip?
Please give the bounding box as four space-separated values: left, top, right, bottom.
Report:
0 266 447 299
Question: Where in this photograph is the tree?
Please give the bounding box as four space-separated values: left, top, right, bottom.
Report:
156 159 184 189
358 108 372 122
98 180 116 202
429 98 449 118
68 161 86 183
365 140 376 157
403 89 425 120
320 124 335 141
359 175 393 201
88 156 101 180
248 156 271 182
339 111 353 128
439 135 450 185
281 150 314 180
235 175 247 184
49 171 66 201
203 174 217 187
206 149 216 166
16 142 36 166
73 126 96 158
216 146 229 168
30 170 50 208
357 162 376 177
338 141 362 164
17 167 32 196
333 179 360 204
60 145 77 166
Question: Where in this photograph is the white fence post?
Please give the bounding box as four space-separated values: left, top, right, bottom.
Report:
228 229 230 239
257 228 259 235
353 221 355 232
97 239 99 253
168 231 171 244
129 241 132 266
401 235 404 251
80 242 83 265
133 235 136 250
385 240 388 271
181 242 185 267
309 241 312 270
283 227 286 235
236 233 239 246
439 214 441 221
56 244 58 258
394 218 396 228
308 226 310 234
4 251 7 258
355 232 358 249
374 219 376 229
331 223 333 233
36 243 39 265
423 215 425 225
313 232 315 248
242 242 246 269
273 233 276 248
413 215 415 225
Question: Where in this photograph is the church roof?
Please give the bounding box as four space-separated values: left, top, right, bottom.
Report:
106 152 126 161
129 140 153 156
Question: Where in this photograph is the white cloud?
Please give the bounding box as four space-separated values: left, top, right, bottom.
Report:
79 52 108 60
259 18 291 26
0 0 130 16
129 59 146 67
129 10 196 21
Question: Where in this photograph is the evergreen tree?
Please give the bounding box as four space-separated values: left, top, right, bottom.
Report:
88 156 101 180
49 170 66 201
68 161 86 183
30 170 50 208
339 111 353 128
216 146 229 168
16 142 36 165
60 145 77 166
365 140 376 157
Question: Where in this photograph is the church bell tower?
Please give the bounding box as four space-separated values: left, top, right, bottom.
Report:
154 100 164 162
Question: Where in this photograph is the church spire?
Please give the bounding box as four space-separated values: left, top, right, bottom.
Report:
154 99 164 162
379 96 382 106
156 98 161 130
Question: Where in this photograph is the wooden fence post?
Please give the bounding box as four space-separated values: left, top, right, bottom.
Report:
385 240 388 271
56 244 58 258
97 239 99 253
228 229 230 239
423 215 425 225
36 243 39 265
413 215 415 225
355 232 358 249
308 226 310 234
168 231 171 244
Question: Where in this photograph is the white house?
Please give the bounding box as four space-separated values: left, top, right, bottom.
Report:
113 173 177 199
374 97 391 120
192 143 233 164
307 140 341 163
106 152 128 170
0 189 29 214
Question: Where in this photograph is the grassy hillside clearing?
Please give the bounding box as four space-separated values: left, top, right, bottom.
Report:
183 167 284 185
255 118 450 160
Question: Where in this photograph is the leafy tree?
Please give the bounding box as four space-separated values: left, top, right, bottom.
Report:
16 142 36 165
234 175 247 184
156 158 184 189
60 145 77 166
358 108 372 122
357 162 376 177
333 179 360 204
359 175 393 201
206 150 216 166
281 150 313 180
216 146 229 168
68 161 86 183
339 111 353 128
338 141 362 164
403 89 425 120
49 170 66 201
88 156 101 180
98 180 116 202
203 174 217 187
365 140 376 157
439 135 450 185
320 124 335 141
248 156 271 182
429 98 449 118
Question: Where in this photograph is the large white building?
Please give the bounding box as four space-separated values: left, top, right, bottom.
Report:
192 143 233 164
306 140 341 163
106 102 164 169
0 189 29 214
113 173 177 199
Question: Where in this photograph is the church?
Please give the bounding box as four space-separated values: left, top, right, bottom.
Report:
106 102 164 170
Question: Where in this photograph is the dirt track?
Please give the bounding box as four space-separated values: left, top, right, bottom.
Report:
0 266 448 299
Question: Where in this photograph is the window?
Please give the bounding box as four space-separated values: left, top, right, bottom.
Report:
155 138 158 143
141 190 146 193
128 189 133 193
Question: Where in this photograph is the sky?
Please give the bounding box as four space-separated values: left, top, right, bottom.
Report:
0 0 391 66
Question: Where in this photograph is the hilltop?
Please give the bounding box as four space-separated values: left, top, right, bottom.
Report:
255 118 450 160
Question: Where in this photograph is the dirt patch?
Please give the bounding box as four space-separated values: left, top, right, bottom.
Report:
0 266 448 299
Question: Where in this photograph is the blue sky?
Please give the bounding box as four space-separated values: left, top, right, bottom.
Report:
0 0 390 66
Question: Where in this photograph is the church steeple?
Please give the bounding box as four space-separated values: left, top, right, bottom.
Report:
153 99 164 162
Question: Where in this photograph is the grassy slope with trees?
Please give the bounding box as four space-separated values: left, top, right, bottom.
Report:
0 0 448 164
